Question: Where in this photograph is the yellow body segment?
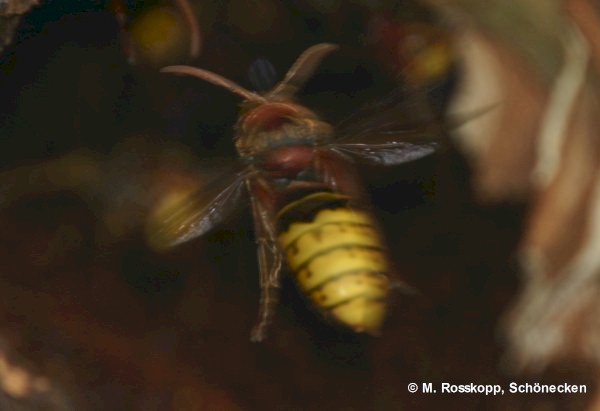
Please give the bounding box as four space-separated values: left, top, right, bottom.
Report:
277 199 390 335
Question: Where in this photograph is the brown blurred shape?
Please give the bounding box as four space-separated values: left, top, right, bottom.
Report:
0 0 39 53
427 0 600 402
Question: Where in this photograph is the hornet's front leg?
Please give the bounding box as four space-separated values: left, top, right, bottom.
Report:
246 177 283 342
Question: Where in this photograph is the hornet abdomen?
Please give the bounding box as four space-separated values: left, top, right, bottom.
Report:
277 191 390 334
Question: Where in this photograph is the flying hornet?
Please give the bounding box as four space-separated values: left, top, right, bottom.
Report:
150 43 441 341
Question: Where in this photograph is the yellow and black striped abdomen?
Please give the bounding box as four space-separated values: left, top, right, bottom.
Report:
277 191 390 335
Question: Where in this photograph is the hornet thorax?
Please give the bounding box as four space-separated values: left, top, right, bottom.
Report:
234 100 333 159
161 43 339 160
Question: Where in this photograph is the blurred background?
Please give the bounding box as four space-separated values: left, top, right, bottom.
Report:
0 0 597 409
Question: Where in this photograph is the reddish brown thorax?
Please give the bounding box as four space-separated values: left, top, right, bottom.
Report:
259 145 315 178
240 102 301 133
238 102 322 178
234 101 333 160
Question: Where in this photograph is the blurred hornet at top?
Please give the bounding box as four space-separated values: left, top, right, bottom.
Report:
109 0 201 66
150 43 441 341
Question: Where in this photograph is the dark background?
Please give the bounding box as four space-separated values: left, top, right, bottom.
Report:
0 0 594 409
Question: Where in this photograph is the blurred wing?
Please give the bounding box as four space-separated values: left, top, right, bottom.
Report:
335 83 439 139
147 166 251 250
331 137 438 166
332 85 442 166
